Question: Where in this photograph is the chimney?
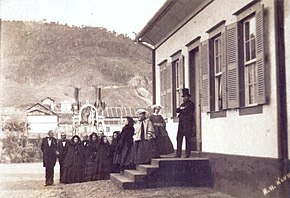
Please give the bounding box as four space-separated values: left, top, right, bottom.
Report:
95 87 102 106
74 87 80 109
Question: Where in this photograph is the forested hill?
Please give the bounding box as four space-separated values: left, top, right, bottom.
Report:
0 20 152 110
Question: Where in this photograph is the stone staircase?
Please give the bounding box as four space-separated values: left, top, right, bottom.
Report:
110 157 212 189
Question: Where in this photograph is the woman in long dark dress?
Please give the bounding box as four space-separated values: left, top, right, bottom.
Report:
95 136 112 180
149 105 174 157
62 135 82 184
115 117 135 171
111 131 120 173
83 132 99 181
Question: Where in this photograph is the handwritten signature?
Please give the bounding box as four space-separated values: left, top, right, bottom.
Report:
263 172 290 195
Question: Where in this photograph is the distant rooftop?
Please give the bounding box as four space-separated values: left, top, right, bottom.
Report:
103 107 140 118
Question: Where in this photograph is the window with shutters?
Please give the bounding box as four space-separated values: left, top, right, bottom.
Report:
206 20 227 113
213 35 223 111
234 2 266 108
159 60 171 117
170 50 184 118
243 16 258 106
172 56 184 118
174 59 182 109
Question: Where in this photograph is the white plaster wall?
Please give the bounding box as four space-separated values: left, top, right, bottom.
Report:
27 115 58 133
155 0 279 158
285 1 290 159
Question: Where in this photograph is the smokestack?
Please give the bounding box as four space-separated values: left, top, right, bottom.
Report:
98 87 102 102
74 87 79 109
95 87 102 106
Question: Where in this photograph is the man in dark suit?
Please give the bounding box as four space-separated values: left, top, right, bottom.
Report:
41 130 58 186
57 132 69 183
175 88 195 158
79 134 89 182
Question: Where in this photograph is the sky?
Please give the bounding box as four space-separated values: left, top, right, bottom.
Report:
0 0 166 38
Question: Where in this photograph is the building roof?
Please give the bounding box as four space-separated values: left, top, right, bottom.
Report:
135 0 213 47
26 103 57 116
41 97 55 102
103 107 140 118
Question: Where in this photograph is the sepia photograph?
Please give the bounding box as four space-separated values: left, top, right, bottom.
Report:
0 0 289 197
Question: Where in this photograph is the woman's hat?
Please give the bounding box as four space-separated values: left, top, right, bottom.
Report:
151 104 162 109
181 88 191 97
136 108 148 115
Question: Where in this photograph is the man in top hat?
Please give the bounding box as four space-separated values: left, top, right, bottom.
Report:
41 130 58 186
175 88 195 158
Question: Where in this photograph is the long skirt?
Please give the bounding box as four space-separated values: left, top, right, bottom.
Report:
133 139 156 165
62 165 82 184
83 159 98 181
155 135 174 155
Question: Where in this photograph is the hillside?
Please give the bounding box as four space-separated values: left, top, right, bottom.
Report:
0 21 152 111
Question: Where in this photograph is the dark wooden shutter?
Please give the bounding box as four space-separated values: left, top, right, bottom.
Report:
200 40 210 112
226 22 239 108
256 5 266 104
179 55 185 88
160 64 165 111
221 28 227 109
165 62 172 118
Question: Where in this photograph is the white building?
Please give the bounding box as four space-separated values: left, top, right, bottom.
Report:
136 0 289 197
26 103 58 138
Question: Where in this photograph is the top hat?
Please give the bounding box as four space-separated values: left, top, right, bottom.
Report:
181 88 191 97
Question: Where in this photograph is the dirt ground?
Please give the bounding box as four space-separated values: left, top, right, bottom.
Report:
0 162 236 198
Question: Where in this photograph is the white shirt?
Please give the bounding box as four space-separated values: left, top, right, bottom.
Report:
48 138 52 146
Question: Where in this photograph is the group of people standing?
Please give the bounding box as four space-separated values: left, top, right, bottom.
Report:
40 104 175 186
41 130 115 185
41 88 195 186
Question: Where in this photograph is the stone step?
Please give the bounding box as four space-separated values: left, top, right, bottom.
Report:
136 164 159 174
110 173 147 189
123 169 147 182
111 157 212 190
110 173 134 189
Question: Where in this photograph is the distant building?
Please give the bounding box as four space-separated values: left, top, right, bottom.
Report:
26 103 58 138
26 97 141 138
103 106 139 135
60 100 72 113
40 97 55 111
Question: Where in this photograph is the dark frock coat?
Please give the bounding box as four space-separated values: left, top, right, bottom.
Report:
176 99 195 137
41 137 58 168
41 136 58 185
58 139 69 165
57 139 69 183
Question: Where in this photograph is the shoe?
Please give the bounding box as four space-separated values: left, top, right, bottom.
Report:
174 155 181 158
184 155 190 158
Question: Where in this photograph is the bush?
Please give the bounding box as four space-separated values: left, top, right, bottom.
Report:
20 144 42 163
0 131 42 163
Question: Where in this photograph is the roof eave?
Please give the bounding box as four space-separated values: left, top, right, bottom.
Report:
135 0 174 45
